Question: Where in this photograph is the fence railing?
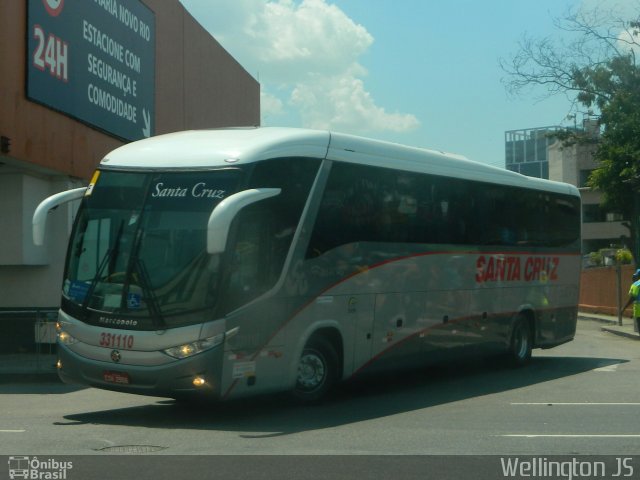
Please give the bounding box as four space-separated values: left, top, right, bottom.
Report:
0 308 59 374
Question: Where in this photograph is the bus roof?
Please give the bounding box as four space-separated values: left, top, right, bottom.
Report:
101 127 579 197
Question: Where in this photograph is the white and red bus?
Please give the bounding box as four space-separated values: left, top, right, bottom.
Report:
34 127 581 402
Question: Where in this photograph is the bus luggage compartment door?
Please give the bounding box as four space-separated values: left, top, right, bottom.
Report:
369 292 422 371
346 294 375 377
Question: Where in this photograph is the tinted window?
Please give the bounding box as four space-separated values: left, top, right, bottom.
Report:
307 162 580 257
224 157 321 311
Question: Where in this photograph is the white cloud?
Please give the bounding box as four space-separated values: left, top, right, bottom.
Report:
180 0 419 134
618 28 640 59
575 0 640 62
260 89 284 122
291 69 420 133
579 0 638 18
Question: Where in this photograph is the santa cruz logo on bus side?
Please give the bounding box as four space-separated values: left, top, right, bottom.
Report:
476 255 559 284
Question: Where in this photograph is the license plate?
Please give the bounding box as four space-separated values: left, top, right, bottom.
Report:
103 371 130 385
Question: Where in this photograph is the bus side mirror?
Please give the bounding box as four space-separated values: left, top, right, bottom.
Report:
207 188 281 254
32 187 86 246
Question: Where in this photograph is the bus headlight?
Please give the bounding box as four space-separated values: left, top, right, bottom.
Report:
58 331 78 345
163 333 225 359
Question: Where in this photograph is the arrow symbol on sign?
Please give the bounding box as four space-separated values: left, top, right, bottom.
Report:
142 108 151 138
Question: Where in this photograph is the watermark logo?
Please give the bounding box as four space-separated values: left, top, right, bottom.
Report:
8 456 72 479
500 457 634 479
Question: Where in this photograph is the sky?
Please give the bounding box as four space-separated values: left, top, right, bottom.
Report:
178 0 636 168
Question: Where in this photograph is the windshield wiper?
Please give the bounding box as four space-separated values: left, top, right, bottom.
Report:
132 257 166 329
120 222 167 329
81 220 125 311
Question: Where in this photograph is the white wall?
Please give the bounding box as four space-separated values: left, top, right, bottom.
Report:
0 172 84 307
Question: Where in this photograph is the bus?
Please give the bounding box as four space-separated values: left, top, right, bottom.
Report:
33 127 581 402
8 456 29 479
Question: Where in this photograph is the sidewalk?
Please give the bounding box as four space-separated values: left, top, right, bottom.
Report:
578 311 640 340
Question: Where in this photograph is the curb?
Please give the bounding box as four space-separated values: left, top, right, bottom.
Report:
577 314 618 324
600 325 640 341
578 314 640 340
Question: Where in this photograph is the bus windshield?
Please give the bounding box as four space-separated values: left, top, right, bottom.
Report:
62 169 243 329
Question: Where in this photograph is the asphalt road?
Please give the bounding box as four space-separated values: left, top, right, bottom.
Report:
1 319 639 479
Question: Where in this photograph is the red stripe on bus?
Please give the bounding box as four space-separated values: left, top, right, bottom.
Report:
221 250 579 399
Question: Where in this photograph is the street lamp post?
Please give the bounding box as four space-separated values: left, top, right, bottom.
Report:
602 248 623 326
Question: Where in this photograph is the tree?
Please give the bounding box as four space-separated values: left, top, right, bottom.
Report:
500 5 640 256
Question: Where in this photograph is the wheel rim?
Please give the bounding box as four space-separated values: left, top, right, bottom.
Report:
514 323 529 360
297 350 326 392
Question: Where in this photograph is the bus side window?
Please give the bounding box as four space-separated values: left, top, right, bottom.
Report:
224 157 321 311
225 208 273 311
307 163 450 255
306 163 380 257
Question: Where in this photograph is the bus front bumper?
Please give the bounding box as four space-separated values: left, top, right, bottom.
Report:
56 343 223 399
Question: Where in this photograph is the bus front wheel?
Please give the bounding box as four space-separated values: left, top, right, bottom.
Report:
293 336 338 402
508 314 532 366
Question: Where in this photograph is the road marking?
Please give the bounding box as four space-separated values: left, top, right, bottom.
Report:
500 434 640 438
512 402 640 405
0 430 25 433
594 364 619 372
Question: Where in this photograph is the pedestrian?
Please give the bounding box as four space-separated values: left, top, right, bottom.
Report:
622 269 640 332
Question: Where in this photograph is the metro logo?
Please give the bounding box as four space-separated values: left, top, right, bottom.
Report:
476 255 559 283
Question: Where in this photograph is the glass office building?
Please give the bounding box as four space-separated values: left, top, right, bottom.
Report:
504 127 564 179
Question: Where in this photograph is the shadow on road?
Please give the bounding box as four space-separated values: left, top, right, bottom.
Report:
60 355 627 436
0 377 84 394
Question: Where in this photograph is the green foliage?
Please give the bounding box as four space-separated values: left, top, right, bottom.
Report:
588 248 634 266
589 250 603 266
547 127 599 148
584 55 640 221
615 248 634 265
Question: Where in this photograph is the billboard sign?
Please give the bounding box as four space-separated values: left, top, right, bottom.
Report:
27 0 156 141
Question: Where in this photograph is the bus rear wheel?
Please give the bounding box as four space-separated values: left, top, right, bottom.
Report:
508 314 532 366
293 336 338 403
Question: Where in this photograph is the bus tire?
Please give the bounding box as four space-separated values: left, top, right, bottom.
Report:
507 314 532 367
293 336 338 403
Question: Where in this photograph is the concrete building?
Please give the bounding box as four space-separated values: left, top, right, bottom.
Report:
0 1 259 352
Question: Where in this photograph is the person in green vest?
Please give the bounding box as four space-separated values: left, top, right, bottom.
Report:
623 269 640 332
